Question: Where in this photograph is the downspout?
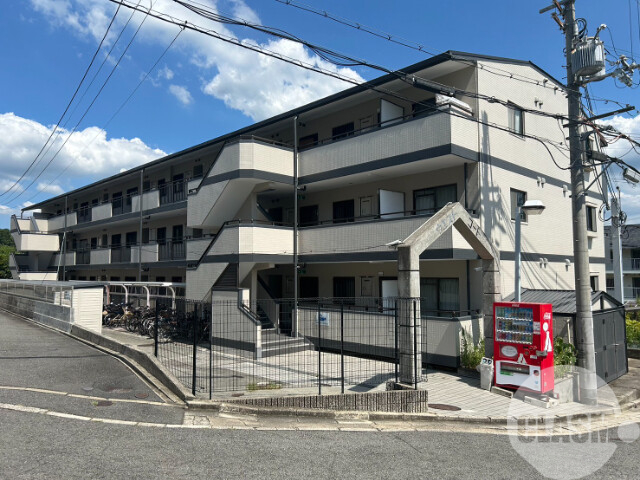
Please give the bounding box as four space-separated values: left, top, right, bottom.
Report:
293 115 299 336
63 195 68 281
138 168 144 281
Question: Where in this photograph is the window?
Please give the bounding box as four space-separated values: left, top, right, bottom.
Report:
332 122 354 140
193 164 204 179
420 278 460 314
414 184 457 214
125 276 136 282
192 228 203 239
142 228 150 244
412 98 436 118
510 189 527 221
333 277 355 303
333 199 355 223
299 133 318 149
90 237 98 250
590 275 599 292
508 104 524 135
101 234 108 247
587 206 597 232
143 180 151 192
606 277 614 290
300 205 319 226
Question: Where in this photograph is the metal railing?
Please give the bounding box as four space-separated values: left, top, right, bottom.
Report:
110 246 132 263
159 178 187 205
158 240 186 260
151 297 479 397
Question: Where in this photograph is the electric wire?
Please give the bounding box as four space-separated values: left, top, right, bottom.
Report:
7 3 153 206
24 26 185 206
0 2 123 199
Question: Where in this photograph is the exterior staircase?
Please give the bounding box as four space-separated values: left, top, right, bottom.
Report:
260 330 312 358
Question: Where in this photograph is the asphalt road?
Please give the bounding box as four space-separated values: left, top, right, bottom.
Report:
1 311 639 479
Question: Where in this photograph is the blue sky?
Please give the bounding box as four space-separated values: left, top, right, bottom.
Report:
1 0 639 228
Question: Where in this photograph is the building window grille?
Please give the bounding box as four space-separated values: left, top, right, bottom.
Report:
510 189 527 222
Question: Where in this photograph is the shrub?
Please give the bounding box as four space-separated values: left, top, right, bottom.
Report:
554 337 577 378
460 330 485 369
626 319 640 347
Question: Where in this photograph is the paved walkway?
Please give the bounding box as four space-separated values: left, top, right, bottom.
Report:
99 326 640 421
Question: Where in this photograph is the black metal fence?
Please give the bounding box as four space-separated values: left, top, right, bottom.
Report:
153 297 432 398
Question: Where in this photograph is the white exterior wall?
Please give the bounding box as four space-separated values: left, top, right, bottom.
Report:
299 110 476 177
476 61 606 297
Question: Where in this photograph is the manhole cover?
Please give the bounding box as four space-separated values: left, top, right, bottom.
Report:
134 393 149 399
95 400 113 407
104 387 132 394
429 403 461 411
81 387 94 392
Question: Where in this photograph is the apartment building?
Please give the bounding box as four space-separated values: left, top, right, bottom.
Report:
605 224 640 303
10 51 607 332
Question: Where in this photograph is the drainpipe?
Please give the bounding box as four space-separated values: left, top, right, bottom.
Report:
139 168 144 281
293 115 299 336
63 195 68 281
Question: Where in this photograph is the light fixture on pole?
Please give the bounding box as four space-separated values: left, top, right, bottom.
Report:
515 200 545 301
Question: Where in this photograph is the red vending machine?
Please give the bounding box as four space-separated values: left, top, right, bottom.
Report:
494 302 554 394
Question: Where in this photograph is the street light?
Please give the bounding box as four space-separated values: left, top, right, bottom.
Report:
515 200 546 301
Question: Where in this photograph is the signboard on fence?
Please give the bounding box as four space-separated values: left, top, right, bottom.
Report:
317 311 330 327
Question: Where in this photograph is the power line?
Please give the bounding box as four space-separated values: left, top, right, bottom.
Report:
7 3 152 206
24 26 185 206
0 2 123 199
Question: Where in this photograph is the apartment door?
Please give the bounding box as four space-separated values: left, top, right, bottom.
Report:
126 187 138 213
111 234 122 262
172 174 185 202
360 196 373 219
125 231 137 263
158 179 167 204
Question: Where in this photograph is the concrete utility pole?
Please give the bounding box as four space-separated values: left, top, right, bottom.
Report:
562 0 599 405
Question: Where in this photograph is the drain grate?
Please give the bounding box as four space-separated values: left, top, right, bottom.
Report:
134 393 149 399
429 403 461 411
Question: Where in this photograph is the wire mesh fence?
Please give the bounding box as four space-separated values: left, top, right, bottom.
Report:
152 297 439 398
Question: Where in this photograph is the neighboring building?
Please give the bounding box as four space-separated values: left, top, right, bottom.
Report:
604 224 640 303
10 51 607 330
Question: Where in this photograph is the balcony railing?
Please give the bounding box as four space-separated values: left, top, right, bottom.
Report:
159 179 187 206
158 240 186 261
76 249 91 265
110 246 132 263
77 207 92 224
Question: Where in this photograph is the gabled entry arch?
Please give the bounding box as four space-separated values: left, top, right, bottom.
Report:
396 202 501 385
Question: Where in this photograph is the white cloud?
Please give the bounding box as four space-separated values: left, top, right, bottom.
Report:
169 84 193 106
36 182 64 195
0 112 165 202
603 114 640 223
29 0 364 121
158 65 174 80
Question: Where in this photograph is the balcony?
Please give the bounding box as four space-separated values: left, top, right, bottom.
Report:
158 240 186 261
298 210 476 261
606 257 640 273
298 107 478 182
110 246 132 264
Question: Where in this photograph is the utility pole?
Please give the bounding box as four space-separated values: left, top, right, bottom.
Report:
542 0 598 404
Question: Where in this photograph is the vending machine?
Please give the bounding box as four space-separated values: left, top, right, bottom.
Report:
494 302 554 394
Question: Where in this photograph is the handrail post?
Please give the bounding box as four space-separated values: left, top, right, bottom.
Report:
192 303 198 396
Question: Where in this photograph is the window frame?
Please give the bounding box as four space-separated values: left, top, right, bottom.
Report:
413 184 457 215
508 103 525 136
586 205 597 232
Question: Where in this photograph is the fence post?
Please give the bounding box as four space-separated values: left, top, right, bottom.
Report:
209 305 212 400
192 303 198 397
340 301 344 395
395 299 399 384
154 304 159 357
413 300 418 390
317 300 321 396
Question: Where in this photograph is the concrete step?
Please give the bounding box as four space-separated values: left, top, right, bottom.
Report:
260 332 313 357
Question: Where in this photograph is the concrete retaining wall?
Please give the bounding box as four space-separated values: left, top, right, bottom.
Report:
0 291 72 332
228 389 428 413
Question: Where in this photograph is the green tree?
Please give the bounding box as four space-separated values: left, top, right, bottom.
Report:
0 244 15 279
0 229 14 247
